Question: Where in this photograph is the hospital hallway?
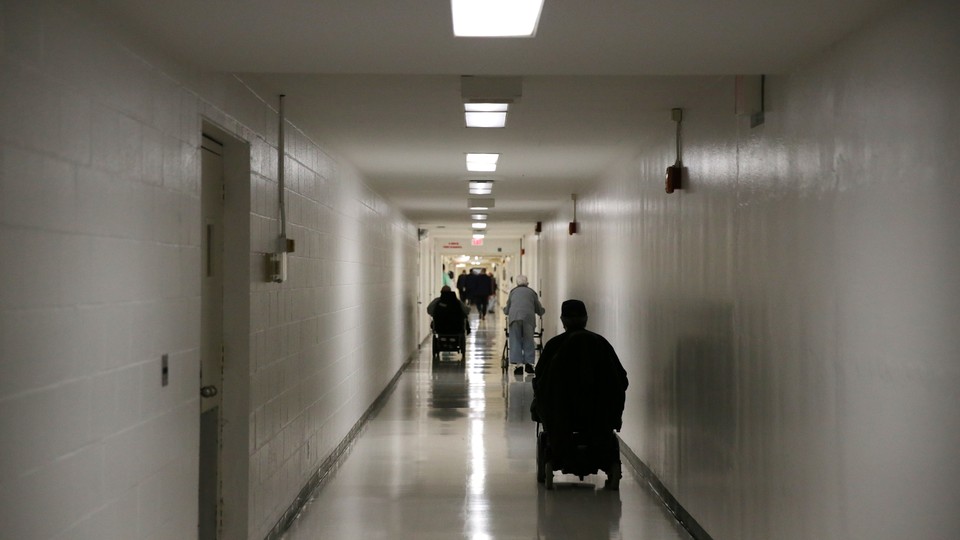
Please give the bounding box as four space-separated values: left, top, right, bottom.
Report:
4 1 960 539
280 314 691 540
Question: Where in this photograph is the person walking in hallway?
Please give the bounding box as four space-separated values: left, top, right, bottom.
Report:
502 275 545 374
472 268 493 320
456 269 470 304
442 266 454 289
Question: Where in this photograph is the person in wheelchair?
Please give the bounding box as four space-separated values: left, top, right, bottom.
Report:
532 299 628 489
427 286 470 357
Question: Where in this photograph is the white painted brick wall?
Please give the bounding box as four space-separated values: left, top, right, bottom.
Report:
538 1 960 539
0 1 418 539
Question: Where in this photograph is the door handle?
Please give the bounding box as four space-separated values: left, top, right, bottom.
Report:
200 385 218 398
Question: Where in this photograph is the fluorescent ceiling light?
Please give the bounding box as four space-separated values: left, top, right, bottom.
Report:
469 180 493 195
467 162 497 172
473 222 487 229
465 103 509 112
451 0 545 37
465 111 507 128
471 214 488 220
467 153 499 163
472 233 485 239
466 153 499 172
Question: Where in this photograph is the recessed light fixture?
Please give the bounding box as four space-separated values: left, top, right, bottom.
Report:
472 233 485 240
471 213 488 221
472 222 488 229
451 0 545 38
466 153 499 172
469 180 493 195
465 111 507 128
464 103 509 128
465 103 509 113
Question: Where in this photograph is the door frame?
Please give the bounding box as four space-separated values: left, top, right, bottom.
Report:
200 120 251 540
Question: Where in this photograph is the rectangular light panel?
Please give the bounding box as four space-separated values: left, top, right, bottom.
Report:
452 0 545 37
466 153 499 172
469 180 493 194
465 111 507 128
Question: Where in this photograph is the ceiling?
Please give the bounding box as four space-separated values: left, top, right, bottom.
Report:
89 0 903 243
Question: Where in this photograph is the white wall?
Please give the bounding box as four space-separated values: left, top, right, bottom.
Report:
0 1 419 539
540 1 960 538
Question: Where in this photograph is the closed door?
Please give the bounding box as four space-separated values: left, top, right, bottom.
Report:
199 135 225 540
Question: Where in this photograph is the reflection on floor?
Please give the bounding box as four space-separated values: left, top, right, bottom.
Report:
281 313 692 539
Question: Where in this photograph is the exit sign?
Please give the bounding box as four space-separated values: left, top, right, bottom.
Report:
471 238 483 246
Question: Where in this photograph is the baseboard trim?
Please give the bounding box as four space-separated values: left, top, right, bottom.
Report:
618 438 715 540
263 346 420 540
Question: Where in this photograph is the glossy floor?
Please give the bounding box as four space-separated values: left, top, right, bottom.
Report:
281 314 692 540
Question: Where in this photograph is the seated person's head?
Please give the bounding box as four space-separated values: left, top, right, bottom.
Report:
560 299 588 330
440 285 451 293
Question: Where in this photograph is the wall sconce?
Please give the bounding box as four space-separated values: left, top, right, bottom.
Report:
568 194 578 235
665 108 683 194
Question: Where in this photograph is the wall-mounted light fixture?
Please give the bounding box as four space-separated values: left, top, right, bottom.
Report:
665 108 683 194
568 194 578 235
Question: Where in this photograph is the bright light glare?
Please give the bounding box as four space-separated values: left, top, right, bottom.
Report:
467 163 496 172
469 180 493 195
465 111 507 128
471 214 488 220
472 233 485 239
466 153 499 172
465 103 509 112
452 0 545 37
467 153 499 164
472 222 487 229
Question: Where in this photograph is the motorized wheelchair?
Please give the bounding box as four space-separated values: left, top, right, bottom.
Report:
430 297 468 362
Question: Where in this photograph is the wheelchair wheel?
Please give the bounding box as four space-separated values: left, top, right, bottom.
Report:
544 461 554 490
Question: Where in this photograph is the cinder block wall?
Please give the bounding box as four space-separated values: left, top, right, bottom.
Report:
539 1 960 539
0 1 418 539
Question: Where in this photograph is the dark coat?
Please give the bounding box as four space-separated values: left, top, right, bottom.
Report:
430 290 468 334
533 329 628 433
471 273 493 300
456 272 470 299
